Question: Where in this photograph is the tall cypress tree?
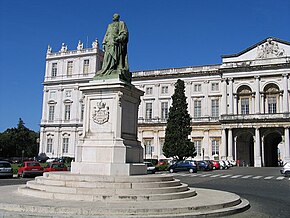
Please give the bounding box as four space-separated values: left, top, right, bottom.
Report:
163 79 195 161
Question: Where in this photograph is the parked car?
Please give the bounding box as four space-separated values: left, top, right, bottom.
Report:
280 162 290 177
157 159 168 166
210 160 220 170
168 160 197 173
144 162 156 174
229 160 237 166
224 160 232 168
35 153 49 163
44 162 68 172
17 161 44 178
197 161 212 171
46 158 58 163
0 161 13 178
219 160 228 169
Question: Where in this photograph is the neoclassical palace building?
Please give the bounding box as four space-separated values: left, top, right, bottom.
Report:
39 37 290 167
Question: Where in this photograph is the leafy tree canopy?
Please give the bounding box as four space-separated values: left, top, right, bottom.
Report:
163 79 196 161
0 118 39 159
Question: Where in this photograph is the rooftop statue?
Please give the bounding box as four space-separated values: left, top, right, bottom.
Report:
94 14 131 83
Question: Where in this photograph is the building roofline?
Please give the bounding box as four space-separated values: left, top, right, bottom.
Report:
221 37 290 58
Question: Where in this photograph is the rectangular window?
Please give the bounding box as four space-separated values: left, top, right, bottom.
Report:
83 59 89 74
161 86 168 94
146 87 153 95
268 96 277 114
64 105 71 121
80 104 84 121
51 63 57 77
211 82 219 91
241 98 249 114
62 138 69 153
145 103 153 120
46 138 53 153
194 140 202 156
194 100 201 118
161 102 168 120
67 61 73 76
144 140 153 155
212 140 219 156
194 84 201 92
211 99 219 117
48 105 55 121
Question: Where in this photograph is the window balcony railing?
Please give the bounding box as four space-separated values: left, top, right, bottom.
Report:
138 117 168 124
138 116 220 124
220 113 290 122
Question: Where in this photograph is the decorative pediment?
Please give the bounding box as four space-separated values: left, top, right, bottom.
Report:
222 37 290 64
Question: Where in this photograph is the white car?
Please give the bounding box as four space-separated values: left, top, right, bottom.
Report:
144 162 156 174
280 162 290 177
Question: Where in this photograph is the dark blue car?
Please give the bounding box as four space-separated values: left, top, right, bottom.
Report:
197 160 213 171
168 160 197 173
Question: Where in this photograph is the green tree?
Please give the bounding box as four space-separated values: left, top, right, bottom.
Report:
0 118 39 159
163 79 195 161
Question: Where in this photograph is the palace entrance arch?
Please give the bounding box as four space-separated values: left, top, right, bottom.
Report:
236 131 254 167
263 131 282 167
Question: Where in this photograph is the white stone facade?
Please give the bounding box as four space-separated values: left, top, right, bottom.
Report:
40 37 290 167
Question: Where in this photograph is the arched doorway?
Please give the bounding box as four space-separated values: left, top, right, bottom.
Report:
263 132 282 167
236 131 254 166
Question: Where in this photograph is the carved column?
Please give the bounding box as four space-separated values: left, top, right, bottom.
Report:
154 84 160 120
234 95 238 115
203 129 209 160
255 76 261 114
234 136 237 161
227 128 233 160
221 79 227 115
254 128 262 167
251 93 255 114
279 93 283 113
221 128 227 160
153 130 159 159
228 78 234 114
261 93 265 113
203 80 209 117
261 136 265 167
283 74 289 113
284 127 290 163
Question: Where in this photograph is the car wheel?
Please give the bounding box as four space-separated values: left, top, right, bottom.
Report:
189 168 194 173
285 171 290 177
169 168 174 173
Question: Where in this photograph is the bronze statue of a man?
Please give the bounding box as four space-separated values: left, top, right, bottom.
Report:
94 14 131 82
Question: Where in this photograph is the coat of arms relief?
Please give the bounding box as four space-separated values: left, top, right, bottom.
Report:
92 101 109 124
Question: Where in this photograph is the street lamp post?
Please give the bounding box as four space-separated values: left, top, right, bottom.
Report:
21 150 24 162
202 148 205 161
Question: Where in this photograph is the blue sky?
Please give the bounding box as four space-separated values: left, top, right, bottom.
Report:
0 0 290 132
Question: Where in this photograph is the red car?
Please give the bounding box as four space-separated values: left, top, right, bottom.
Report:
18 161 44 178
44 162 68 172
210 160 220 170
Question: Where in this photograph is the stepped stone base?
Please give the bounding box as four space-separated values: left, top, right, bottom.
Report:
0 172 251 217
71 162 147 176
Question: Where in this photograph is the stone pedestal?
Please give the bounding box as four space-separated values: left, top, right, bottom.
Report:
71 79 146 175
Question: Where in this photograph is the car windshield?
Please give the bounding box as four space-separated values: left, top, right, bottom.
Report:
52 164 65 168
0 163 11 168
27 162 40 167
145 162 153 167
